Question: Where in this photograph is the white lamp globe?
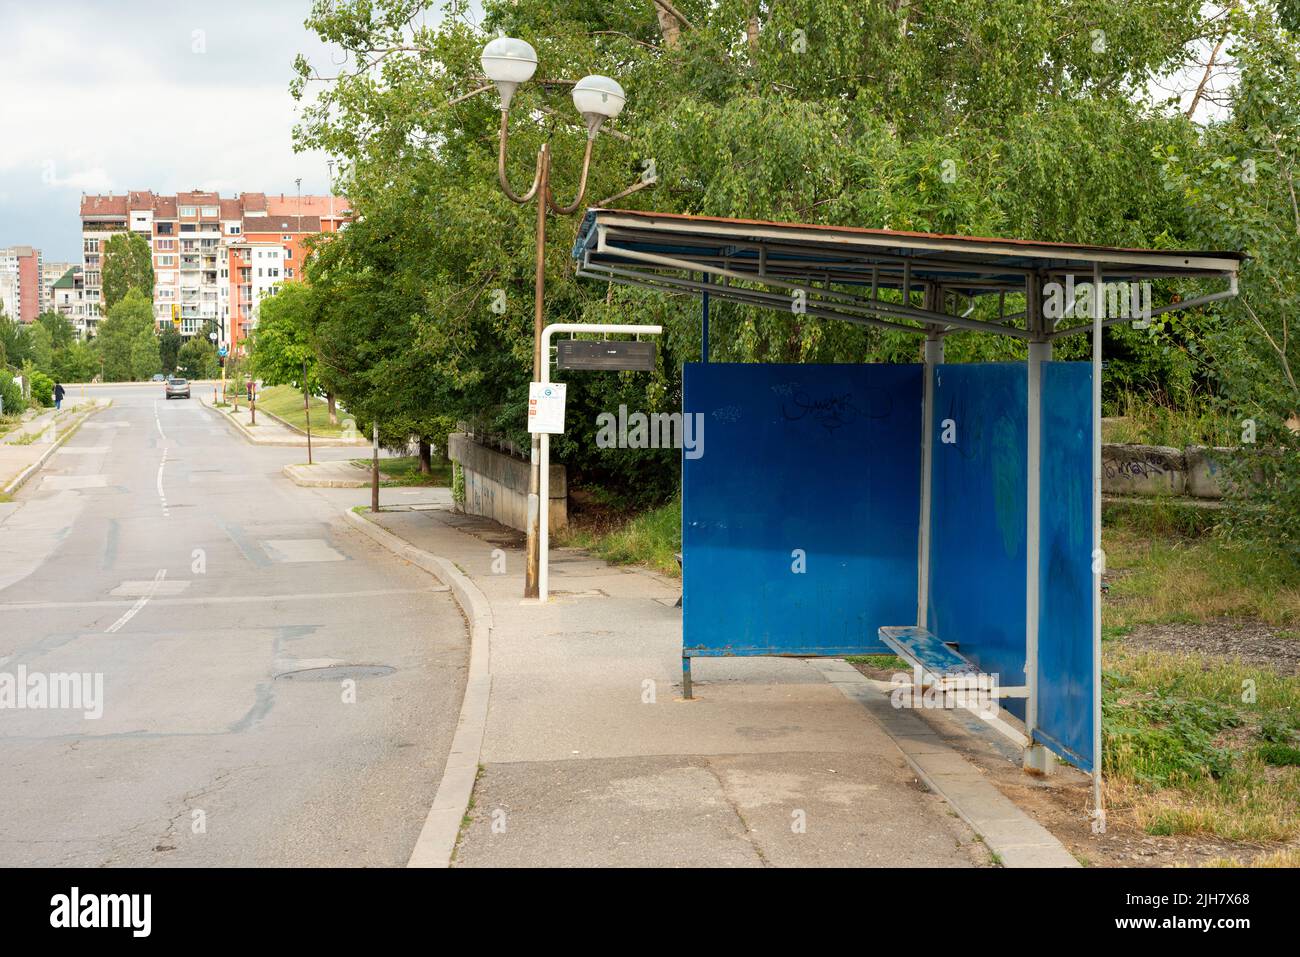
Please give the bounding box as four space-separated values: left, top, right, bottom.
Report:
480 37 537 109
572 75 626 121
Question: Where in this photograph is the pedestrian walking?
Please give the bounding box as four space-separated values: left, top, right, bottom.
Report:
54 382 65 411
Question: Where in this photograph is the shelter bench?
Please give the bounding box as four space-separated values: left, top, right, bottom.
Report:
877 626 1027 700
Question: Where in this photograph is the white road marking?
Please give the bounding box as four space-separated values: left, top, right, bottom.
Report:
154 402 167 441
110 579 191 597
104 568 166 634
156 447 170 517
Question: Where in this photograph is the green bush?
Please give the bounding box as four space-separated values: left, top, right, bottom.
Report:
29 371 53 407
0 369 22 416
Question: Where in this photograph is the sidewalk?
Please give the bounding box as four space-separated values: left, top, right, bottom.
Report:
0 398 107 496
312 485 1079 867
197 391 368 448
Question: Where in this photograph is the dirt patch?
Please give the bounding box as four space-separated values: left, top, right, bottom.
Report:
847 659 1290 867
1121 618 1300 675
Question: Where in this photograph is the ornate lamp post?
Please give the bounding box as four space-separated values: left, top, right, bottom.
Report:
481 37 628 599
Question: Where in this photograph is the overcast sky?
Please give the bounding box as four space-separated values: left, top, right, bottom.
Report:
0 1 385 261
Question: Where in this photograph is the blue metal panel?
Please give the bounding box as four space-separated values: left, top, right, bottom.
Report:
682 362 922 658
1035 361 1097 771
927 363 1028 718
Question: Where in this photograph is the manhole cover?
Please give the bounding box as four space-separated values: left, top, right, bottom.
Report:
275 665 396 681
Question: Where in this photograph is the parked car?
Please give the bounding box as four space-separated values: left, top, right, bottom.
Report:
151 374 166 382
164 377 191 400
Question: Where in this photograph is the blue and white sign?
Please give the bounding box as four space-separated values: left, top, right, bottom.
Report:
527 382 566 434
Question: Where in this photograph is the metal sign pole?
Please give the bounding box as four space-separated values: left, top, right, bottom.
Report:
536 322 662 602
1091 262 1106 827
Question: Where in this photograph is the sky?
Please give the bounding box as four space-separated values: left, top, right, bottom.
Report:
0 0 362 261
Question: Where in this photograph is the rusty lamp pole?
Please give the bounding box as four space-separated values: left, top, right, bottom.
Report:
482 37 627 599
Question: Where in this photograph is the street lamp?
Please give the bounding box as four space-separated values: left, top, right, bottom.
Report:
482 37 629 600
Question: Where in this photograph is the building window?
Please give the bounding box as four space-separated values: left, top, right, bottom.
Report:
180 206 196 217
285 248 293 259
201 206 218 217
157 255 175 267
181 224 195 233
156 222 174 235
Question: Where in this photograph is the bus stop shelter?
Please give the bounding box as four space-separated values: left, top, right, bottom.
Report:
571 207 1242 813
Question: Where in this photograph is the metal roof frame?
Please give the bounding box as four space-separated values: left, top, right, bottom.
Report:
573 208 1243 340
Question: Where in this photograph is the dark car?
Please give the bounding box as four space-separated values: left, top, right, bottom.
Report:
165 377 191 400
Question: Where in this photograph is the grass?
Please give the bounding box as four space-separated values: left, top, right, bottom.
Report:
1102 506 1300 630
558 495 682 576
251 385 352 438
1098 504 1300 847
1102 647 1300 843
350 455 451 487
1102 392 1237 448
845 654 911 672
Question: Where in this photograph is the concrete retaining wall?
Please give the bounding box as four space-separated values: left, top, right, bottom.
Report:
1101 443 1231 499
448 432 567 532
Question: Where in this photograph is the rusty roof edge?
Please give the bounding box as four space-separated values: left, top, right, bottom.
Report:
584 207 1245 268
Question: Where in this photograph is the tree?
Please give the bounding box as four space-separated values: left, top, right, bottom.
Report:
159 325 182 375
290 0 1268 502
176 337 219 380
97 289 155 382
130 331 161 381
101 232 154 310
51 339 100 384
0 310 27 369
1159 6 1300 561
36 311 74 350
251 282 339 423
25 321 54 374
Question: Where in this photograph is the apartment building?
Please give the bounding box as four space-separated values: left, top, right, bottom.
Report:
51 266 88 335
0 245 42 324
79 190 349 346
40 260 75 314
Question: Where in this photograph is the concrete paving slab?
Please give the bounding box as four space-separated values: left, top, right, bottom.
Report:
308 495 997 868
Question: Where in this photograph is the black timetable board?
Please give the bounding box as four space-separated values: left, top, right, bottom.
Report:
555 339 656 371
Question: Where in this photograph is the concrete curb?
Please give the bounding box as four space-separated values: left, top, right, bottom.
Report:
2 402 109 496
341 508 492 868
254 403 367 446
199 396 365 448
282 463 372 488
810 659 1080 868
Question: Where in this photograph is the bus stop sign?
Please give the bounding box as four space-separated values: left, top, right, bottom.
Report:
556 339 656 372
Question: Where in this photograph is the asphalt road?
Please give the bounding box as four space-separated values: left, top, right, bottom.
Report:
0 384 467 866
